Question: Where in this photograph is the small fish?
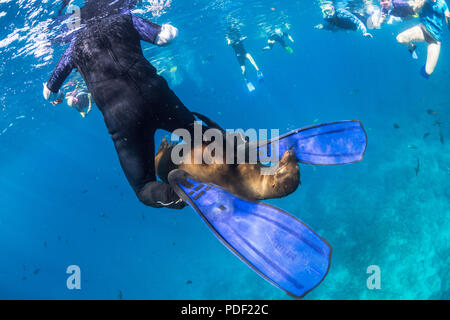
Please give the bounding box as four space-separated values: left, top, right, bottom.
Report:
33 268 40 275
99 213 107 218
439 129 445 144
57 235 62 241
393 123 400 129
186 280 193 285
44 241 47 248
427 109 438 116
350 89 359 96
81 189 88 194
415 159 420 176
172 242 176 246
423 132 431 139
118 290 123 300
408 144 418 150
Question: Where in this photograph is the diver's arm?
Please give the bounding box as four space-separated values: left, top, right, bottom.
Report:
132 15 178 46
44 40 74 104
343 10 372 37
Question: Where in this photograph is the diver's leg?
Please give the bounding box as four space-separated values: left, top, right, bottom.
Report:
424 41 441 76
263 40 275 51
246 53 260 72
396 24 425 53
246 53 263 81
110 123 184 209
241 65 248 81
155 84 196 134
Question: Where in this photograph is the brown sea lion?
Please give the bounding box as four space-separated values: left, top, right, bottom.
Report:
155 136 300 201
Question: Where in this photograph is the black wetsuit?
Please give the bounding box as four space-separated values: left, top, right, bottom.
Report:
323 9 369 35
229 38 247 67
267 33 288 49
47 13 196 209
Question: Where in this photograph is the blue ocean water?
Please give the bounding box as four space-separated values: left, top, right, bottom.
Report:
0 0 449 300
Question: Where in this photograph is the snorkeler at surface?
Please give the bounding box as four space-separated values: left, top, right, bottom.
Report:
66 88 92 118
61 76 93 118
226 27 264 92
262 28 295 54
396 0 450 78
43 0 198 209
316 4 373 38
368 0 416 29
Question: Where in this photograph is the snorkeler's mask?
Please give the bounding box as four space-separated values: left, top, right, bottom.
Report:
322 4 335 17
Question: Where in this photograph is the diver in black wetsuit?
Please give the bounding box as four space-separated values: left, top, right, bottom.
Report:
315 4 373 38
226 28 263 92
262 28 295 54
43 2 196 209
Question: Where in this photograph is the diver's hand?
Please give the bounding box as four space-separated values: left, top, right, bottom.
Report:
363 32 373 38
156 24 178 46
43 82 64 105
51 98 63 106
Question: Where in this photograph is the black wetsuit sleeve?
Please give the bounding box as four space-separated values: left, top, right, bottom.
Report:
132 15 163 44
47 39 75 93
338 9 368 34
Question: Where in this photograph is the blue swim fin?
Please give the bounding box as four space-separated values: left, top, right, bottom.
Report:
420 65 430 80
257 71 264 83
257 121 367 165
168 170 331 298
246 81 256 92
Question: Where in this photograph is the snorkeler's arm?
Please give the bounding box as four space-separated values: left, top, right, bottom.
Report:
344 10 372 37
132 15 178 46
44 39 75 103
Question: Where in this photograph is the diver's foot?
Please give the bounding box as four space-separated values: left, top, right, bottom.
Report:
284 46 294 54
257 71 264 83
408 44 418 60
420 65 430 80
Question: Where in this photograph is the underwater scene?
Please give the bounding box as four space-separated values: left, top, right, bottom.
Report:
0 0 449 300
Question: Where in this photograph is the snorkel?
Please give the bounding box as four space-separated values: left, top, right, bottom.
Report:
322 4 336 18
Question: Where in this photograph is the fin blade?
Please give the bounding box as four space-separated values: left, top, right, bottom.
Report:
169 170 331 298
247 82 255 92
263 121 367 165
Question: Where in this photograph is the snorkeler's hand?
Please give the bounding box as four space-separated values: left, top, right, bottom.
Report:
364 32 373 38
51 98 63 106
43 82 64 104
156 24 178 46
